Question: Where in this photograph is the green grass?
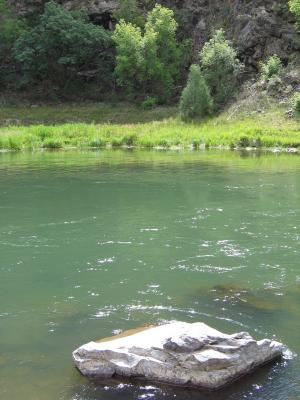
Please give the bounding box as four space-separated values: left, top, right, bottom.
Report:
0 103 299 151
0 103 176 125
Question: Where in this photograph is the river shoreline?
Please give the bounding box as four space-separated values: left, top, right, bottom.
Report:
0 103 299 151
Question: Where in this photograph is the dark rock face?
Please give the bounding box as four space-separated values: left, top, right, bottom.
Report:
166 0 299 70
7 0 300 70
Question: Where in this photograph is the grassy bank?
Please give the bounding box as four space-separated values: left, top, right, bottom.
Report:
0 103 299 151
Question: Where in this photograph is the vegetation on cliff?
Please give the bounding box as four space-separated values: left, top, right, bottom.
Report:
0 0 299 150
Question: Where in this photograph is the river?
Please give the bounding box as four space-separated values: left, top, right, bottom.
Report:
0 150 299 400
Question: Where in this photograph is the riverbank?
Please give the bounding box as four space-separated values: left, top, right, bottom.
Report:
0 103 299 151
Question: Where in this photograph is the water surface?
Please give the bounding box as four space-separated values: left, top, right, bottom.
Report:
0 150 300 400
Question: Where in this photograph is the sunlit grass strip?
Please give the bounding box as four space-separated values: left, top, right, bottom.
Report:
0 116 300 151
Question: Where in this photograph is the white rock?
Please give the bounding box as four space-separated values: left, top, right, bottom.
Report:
72 321 285 389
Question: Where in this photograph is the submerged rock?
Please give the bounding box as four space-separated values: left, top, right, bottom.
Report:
72 321 285 389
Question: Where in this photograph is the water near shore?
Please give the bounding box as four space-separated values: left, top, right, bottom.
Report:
0 150 300 400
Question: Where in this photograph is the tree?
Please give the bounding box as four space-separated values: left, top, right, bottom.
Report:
113 21 144 94
113 4 181 102
179 64 213 120
0 0 24 88
113 0 145 27
289 0 300 25
145 4 181 100
14 1 113 91
199 29 241 110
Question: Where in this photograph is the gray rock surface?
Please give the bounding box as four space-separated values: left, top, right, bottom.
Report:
72 321 285 389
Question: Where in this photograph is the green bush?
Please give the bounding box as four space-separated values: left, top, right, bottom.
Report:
141 96 158 109
260 55 283 81
14 1 113 90
113 4 181 102
179 64 213 120
199 29 241 110
289 0 300 25
291 92 300 115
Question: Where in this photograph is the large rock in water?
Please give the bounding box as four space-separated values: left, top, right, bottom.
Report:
72 321 285 389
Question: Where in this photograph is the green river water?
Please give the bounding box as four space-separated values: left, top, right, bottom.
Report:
0 150 300 400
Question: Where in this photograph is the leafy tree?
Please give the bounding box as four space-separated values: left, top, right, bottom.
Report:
179 64 213 120
289 0 300 24
113 0 145 27
14 1 113 91
113 21 144 94
260 55 283 81
0 0 25 87
145 4 181 99
199 29 241 110
113 4 181 101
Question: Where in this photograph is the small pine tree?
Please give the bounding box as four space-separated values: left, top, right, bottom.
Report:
179 64 213 120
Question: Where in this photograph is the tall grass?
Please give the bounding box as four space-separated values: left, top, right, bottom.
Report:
0 106 299 151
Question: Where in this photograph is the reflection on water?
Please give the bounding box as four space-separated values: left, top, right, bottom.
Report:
0 150 300 400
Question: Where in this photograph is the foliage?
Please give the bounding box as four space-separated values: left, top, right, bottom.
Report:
0 0 25 87
179 64 213 120
199 29 241 110
291 92 300 115
260 55 283 81
141 96 158 109
0 0 24 45
145 4 181 100
113 0 145 27
113 4 181 102
14 1 113 91
289 0 300 24
112 21 144 95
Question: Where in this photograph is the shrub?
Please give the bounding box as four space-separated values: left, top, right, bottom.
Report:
260 55 283 81
291 92 300 115
289 0 300 25
141 96 158 109
179 64 213 120
199 29 241 110
14 1 113 90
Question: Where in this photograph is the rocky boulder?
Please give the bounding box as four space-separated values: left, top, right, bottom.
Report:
72 321 285 389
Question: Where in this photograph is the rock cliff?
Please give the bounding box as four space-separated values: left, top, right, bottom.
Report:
7 0 300 69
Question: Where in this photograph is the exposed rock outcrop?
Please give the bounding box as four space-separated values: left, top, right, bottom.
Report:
73 321 285 389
